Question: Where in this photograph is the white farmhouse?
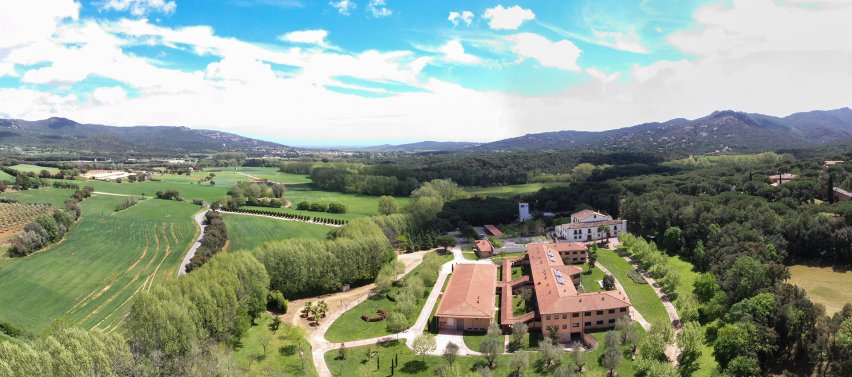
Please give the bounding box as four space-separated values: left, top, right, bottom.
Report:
554 209 626 242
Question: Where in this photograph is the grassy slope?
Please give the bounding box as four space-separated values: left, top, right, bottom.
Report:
325 253 453 342
596 248 669 324
232 313 318 376
0 196 199 334
0 187 75 206
223 213 330 251
789 264 852 315
243 184 409 221
325 330 636 377
0 171 13 181
465 183 569 198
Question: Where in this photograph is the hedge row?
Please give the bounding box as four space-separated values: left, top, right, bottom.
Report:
227 208 348 226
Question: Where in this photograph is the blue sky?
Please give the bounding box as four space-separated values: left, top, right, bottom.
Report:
2 0 852 146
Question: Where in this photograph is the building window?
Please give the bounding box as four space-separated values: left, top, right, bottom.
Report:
572 323 579 328
596 320 604 325
562 314 567 319
596 310 604 315
562 324 567 329
620 308 627 312
584 322 591 326
608 309 615 314
572 313 579 318
608 319 616 324
585 311 591 316
545 315 551 320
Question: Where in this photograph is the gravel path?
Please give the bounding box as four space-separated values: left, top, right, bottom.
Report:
177 210 206 276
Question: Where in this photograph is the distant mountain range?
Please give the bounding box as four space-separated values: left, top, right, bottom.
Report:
4 108 852 156
367 107 852 154
0 117 294 154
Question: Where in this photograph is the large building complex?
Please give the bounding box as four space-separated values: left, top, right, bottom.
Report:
554 209 627 242
435 242 632 342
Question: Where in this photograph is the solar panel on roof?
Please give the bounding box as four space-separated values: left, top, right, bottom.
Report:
553 270 565 285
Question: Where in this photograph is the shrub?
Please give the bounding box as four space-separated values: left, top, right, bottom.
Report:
627 270 647 284
327 202 347 214
267 290 288 313
361 309 389 322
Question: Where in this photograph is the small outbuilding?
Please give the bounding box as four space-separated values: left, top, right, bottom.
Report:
435 264 497 332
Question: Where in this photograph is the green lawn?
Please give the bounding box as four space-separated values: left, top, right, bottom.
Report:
8 164 59 174
580 264 605 292
461 251 478 261
0 195 200 335
789 264 852 315
230 167 313 184
245 183 410 221
325 330 636 377
233 313 318 376
325 253 452 342
0 170 13 181
80 179 230 203
596 248 669 324
0 187 75 206
223 213 330 251
465 183 569 198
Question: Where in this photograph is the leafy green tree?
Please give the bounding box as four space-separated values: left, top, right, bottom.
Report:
480 337 501 368
443 341 459 366
602 347 622 377
603 273 616 291
412 334 436 360
378 196 399 215
511 322 528 350
436 235 457 251
677 321 704 377
538 337 562 369
662 226 684 254
509 351 529 377
386 312 408 333
571 342 586 372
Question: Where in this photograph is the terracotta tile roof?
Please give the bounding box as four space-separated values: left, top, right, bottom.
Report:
527 243 631 315
484 225 503 237
435 264 497 319
475 239 493 253
546 242 588 253
571 209 599 221
560 219 624 229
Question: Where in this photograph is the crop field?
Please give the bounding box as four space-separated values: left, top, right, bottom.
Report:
789 264 852 315
243 184 409 221
0 195 200 335
8 164 59 174
223 213 330 251
0 203 55 238
465 183 568 198
0 187 75 206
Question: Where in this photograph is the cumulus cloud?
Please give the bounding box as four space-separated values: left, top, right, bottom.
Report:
439 40 480 65
97 0 177 16
367 0 392 17
482 5 535 30
0 0 79 49
91 86 128 104
278 29 333 49
448 10 474 26
329 0 356 16
506 33 581 71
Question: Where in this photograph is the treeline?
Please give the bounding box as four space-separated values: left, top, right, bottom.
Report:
296 201 347 214
255 215 400 298
185 211 228 272
114 197 138 212
310 165 418 196
224 208 347 225
127 253 269 375
438 196 517 228
8 187 93 257
622 190 852 375
526 181 622 216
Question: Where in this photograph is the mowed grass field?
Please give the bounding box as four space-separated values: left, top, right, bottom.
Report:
789 264 852 315
596 248 669 324
243 183 410 221
465 183 568 198
233 313 318 376
223 213 330 251
0 170 13 181
0 194 200 335
9 164 59 174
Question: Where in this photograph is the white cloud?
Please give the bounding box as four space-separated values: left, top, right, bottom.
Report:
448 10 474 26
278 29 332 48
367 0 392 17
506 33 581 71
482 5 534 30
585 68 620 83
91 86 128 104
592 30 649 54
97 0 176 16
0 0 79 49
329 0 356 16
439 40 480 65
